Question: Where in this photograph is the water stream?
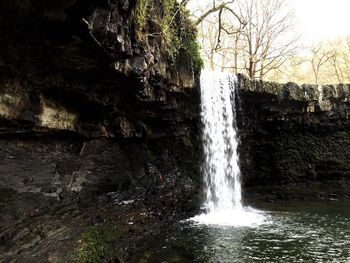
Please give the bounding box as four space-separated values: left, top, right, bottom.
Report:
191 71 265 226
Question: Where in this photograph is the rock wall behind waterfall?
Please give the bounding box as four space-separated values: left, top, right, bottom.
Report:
237 74 350 201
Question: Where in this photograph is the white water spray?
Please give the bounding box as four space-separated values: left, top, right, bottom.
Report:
192 71 266 227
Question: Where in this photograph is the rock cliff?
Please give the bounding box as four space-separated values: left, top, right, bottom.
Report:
237 74 350 201
0 0 202 261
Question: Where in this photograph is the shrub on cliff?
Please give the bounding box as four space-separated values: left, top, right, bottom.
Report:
135 0 203 75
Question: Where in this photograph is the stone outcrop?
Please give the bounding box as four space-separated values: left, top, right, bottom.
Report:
0 0 199 139
237 74 350 201
0 0 201 261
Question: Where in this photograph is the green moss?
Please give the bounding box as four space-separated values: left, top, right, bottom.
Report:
134 0 203 74
135 0 152 40
174 18 204 74
72 224 124 263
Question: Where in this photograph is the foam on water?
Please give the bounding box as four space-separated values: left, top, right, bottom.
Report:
191 70 267 227
191 207 267 227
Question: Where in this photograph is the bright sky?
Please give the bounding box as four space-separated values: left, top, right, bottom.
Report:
188 0 350 44
290 0 350 44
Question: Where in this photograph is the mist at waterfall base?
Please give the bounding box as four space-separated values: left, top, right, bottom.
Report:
190 71 266 227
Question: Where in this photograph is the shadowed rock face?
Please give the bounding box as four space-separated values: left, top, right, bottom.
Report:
0 0 198 138
236 75 350 201
0 0 201 191
0 0 201 261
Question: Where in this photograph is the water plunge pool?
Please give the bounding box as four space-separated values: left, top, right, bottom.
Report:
132 201 350 262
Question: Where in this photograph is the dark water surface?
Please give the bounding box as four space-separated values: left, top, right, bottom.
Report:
134 201 350 262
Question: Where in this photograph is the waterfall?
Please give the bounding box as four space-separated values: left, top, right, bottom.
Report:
191 71 266 227
200 71 242 211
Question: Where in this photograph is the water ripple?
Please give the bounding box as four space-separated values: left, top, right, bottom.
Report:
137 201 350 263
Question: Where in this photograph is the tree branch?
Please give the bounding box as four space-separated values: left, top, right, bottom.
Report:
195 1 235 26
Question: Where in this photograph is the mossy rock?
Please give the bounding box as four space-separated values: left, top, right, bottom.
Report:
71 223 125 263
134 0 203 75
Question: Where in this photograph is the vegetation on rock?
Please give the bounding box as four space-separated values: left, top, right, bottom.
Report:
135 0 203 74
72 224 124 263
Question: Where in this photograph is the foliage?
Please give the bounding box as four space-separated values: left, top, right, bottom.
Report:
135 0 151 36
72 224 124 263
171 7 204 74
135 0 203 74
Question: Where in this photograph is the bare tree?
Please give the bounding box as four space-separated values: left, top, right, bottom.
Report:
235 0 299 79
187 0 246 48
190 0 243 70
191 0 299 79
267 37 350 85
309 43 335 84
330 51 344 83
199 19 237 71
199 20 220 70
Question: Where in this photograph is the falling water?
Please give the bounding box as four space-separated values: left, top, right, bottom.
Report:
192 71 266 226
200 71 242 211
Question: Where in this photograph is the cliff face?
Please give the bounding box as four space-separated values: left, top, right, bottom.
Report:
0 0 200 138
0 0 201 261
237 75 350 201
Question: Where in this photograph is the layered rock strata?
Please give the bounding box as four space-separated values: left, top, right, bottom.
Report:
237 75 350 201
